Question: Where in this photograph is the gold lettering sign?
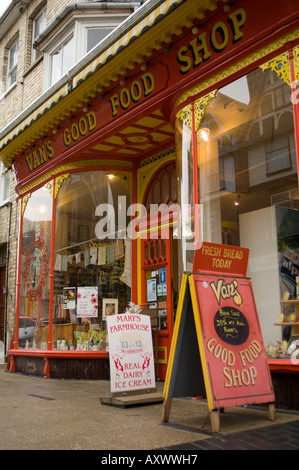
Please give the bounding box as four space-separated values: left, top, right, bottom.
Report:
25 141 54 172
110 72 155 117
177 8 247 75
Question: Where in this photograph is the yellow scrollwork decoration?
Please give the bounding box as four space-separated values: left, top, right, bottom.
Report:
176 90 217 131
259 51 291 85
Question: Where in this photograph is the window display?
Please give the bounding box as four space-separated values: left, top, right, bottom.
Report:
52 171 131 351
19 185 53 347
18 171 132 351
176 61 298 355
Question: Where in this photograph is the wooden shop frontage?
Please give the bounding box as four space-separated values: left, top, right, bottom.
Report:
1 0 299 409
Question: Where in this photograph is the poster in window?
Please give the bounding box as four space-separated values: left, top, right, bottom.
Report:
63 287 76 309
77 286 98 318
147 278 157 302
102 298 118 320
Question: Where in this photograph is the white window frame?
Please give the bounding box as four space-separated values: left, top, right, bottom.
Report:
43 13 131 90
32 7 47 64
43 30 74 89
50 34 74 86
0 163 10 205
75 18 122 56
7 40 18 90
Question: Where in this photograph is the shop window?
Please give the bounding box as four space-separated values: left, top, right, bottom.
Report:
176 62 297 351
17 171 131 350
52 171 131 351
19 186 53 348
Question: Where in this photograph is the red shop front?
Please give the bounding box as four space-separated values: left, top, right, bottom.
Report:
1 0 299 402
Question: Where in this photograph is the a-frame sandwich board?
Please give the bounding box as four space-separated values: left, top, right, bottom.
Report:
162 243 275 432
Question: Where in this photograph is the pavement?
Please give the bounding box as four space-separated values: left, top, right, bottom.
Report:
0 363 299 452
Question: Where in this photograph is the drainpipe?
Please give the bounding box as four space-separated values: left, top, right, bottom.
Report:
2 201 12 355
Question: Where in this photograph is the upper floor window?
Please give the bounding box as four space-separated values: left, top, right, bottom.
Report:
0 163 10 205
86 27 113 53
41 11 133 88
50 35 74 85
32 8 47 64
7 40 18 89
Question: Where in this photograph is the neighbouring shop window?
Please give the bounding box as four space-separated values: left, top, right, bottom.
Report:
52 171 131 351
19 185 53 348
176 61 298 354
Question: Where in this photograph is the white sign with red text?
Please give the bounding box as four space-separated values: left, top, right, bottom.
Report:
107 313 156 393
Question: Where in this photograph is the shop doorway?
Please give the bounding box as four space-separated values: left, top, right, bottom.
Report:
0 266 5 343
140 161 178 380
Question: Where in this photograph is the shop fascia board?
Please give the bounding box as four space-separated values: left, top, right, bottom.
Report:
0 0 224 166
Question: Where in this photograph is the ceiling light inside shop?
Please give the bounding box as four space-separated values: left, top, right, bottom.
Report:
198 127 210 142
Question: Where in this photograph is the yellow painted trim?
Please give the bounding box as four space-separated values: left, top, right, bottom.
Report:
154 346 167 364
175 28 299 110
188 274 214 410
163 272 188 399
18 159 133 195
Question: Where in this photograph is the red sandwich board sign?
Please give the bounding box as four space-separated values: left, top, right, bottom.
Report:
162 243 275 432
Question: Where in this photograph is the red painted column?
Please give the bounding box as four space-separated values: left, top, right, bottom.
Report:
131 166 138 304
13 198 23 349
47 179 56 351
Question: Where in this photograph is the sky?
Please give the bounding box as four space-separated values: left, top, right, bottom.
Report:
0 0 13 18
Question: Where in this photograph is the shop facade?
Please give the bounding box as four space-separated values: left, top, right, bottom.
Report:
1 0 299 407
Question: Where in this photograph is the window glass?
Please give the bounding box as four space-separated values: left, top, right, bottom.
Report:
19 185 53 349
32 8 47 63
50 35 74 85
175 118 194 277
87 28 113 52
176 64 297 351
53 171 131 351
7 41 18 88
